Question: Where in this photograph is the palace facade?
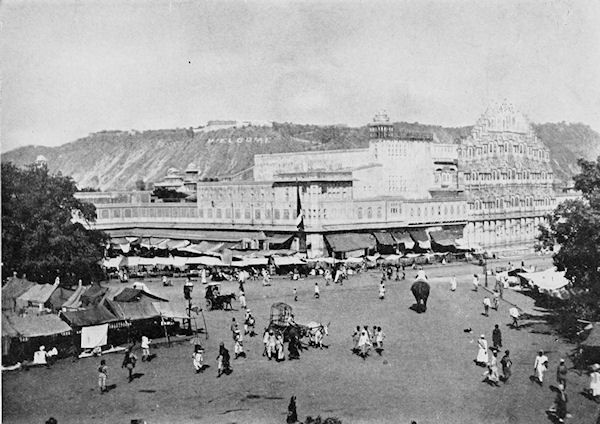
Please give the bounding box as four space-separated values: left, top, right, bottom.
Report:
78 103 574 257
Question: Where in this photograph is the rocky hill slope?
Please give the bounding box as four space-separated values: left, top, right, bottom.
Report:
3 122 598 190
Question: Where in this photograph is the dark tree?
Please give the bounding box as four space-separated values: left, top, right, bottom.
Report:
538 156 600 324
152 187 188 201
1 162 108 285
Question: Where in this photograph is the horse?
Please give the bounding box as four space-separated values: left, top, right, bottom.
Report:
304 321 330 348
217 293 236 310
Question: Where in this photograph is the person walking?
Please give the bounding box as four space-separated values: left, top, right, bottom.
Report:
98 359 108 394
262 328 270 357
244 309 255 336
379 282 386 300
121 348 137 383
239 291 247 310
375 326 385 355
275 333 285 361
266 330 276 360
352 326 361 354
493 290 500 310
587 363 600 401
357 329 372 360
293 287 298 302
230 318 239 340
476 335 489 366
500 350 512 383
492 324 502 348
141 335 151 362
216 342 231 377
533 350 549 385
483 297 491 316
472 274 479 291
509 307 520 329
486 350 500 386
556 358 568 388
547 384 568 423
314 282 320 299
192 344 204 373
233 330 245 359
324 269 332 286
450 275 457 291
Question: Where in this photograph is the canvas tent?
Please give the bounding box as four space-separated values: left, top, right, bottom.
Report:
60 304 120 327
2 276 36 311
517 268 570 294
2 314 72 338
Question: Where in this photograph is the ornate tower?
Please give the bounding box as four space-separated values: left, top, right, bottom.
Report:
368 110 394 140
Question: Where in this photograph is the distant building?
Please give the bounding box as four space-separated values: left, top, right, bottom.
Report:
458 101 558 251
34 155 48 167
152 163 200 194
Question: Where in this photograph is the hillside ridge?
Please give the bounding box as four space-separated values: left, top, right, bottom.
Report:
3 122 598 190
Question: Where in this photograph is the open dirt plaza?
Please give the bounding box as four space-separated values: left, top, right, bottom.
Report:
3 256 599 424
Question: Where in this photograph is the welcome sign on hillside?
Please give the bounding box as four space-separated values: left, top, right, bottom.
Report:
206 137 271 144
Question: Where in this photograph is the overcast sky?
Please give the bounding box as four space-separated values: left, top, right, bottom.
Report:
1 0 599 152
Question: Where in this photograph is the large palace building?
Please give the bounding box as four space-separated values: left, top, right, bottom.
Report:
458 101 556 251
77 102 573 258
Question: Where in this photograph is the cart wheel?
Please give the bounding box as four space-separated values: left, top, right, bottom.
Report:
205 299 213 309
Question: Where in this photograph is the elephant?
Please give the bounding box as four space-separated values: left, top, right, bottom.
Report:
411 279 430 313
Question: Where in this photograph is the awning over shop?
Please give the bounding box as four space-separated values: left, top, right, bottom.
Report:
273 256 306 267
185 256 225 266
429 230 458 247
2 313 72 338
152 302 190 319
102 256 126 269
391 231 415 249
112 288 168 303
17 282 59 308
105 300 160 321
517 268 570 291
409 230 431 250
61 304 120 327
325 233 376 253
231 257 269 267
372 232 396 246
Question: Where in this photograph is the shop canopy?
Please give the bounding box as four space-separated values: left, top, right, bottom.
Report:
325 233 376 253
583 326 600 347
185 256 225 266
112 288 169 303
2 313 72 338
373 232 396 246
17 282 59 308
105 300 160 321
273 256 306 267
409 230 431 250
2 277 36 311
231 257 270 267
61 304 120 327
517 268 570 291
392 231 415 249
152 302 190 319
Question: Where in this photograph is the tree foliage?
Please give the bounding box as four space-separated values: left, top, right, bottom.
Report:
1 162 108 285
152 187 188 201
539 156 600 322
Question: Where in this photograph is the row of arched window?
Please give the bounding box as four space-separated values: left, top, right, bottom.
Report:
470 196 554 210
459 142 549 161
464 169 553 182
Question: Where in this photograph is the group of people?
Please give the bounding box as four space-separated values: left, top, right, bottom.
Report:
351 325 385 359
262 329 287 361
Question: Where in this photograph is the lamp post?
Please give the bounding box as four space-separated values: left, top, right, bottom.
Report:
183 278 194 333
484 255 488 288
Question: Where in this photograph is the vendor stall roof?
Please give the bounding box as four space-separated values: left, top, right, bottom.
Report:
60 304 120 327
325 233 376 253
2 313 72 338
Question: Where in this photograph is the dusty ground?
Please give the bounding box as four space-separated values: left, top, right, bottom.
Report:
3 255 600 423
